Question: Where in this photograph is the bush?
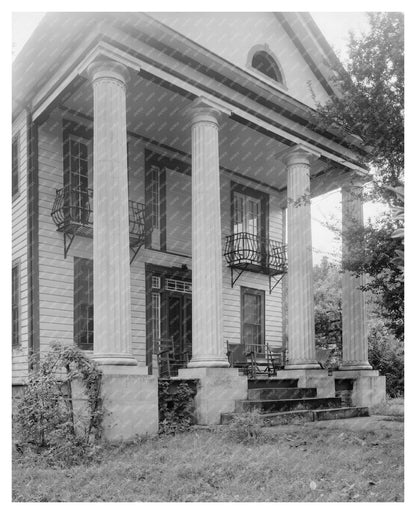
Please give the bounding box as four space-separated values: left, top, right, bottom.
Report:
368 321 404 397
226 410 264 444
158 380 197 435
14 342 103 466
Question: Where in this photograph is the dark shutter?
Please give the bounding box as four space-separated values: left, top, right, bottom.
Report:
12 137 19 196
74 258 93 350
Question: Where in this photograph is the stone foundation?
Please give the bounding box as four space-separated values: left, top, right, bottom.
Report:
276 369 335 398
332 370 386 408
178 367 247 425
99 366 158 441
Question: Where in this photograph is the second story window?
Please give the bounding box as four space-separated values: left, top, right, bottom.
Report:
150 166 160 230
12 136 19 197
233 192 261 238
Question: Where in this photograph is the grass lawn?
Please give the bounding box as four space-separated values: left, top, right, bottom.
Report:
12 400 404 502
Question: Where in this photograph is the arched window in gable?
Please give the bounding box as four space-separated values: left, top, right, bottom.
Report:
251 50 283 83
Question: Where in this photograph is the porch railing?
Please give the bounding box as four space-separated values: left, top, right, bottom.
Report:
224 231 287 275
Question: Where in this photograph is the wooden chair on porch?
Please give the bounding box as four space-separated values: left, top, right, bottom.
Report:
226 341 287 378
153 338 190 378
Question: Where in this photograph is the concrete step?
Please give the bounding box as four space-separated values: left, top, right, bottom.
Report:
220 406 370 425
248 378 299 389
235 396 342 414
248 387 317 401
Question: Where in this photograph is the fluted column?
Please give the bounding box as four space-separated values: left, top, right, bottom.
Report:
340 185 372 370
87 59 137 366
283 145 320 369
187 98 228 368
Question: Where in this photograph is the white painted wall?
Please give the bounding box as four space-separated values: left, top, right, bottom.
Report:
149 12 330 107
12 111 29 384
20 116 285 375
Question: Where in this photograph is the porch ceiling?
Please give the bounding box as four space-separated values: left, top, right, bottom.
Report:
61 72 342 194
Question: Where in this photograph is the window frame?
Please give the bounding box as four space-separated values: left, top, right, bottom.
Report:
230 182 269 242
240 286 265 354
246 44 287 90
12 261 21 348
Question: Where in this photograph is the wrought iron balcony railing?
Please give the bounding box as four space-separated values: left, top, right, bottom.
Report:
51 185 148 260
224 232 287 286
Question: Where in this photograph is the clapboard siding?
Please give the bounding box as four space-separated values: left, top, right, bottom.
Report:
34 115 284 369
12 111 29 384
37 114 74 358
220 174 284 349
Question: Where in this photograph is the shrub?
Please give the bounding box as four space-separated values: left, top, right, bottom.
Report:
158 380 197 435
14 342 103 466
226 410 264 444
368 321 404 397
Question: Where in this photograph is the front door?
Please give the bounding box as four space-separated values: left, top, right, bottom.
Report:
162 290 192 373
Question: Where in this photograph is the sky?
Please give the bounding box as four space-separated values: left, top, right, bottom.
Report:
11 10 385 264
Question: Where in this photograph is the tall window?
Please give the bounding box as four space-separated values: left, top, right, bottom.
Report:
251 50 283 83
12 264 20 347
64 136 89 223
74 258 93 350
241 287 265 353
233 192 261 237
12 136 19 197
150 166 160 229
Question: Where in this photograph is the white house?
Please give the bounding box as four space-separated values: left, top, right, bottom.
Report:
12 12 385 440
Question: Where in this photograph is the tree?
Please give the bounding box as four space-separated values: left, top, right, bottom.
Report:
314 12 404 339
313 256 404 396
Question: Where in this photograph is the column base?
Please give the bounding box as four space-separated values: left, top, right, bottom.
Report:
92 353 138 366
99 366 158 441
178 367 247 424
332 370 386 407
339 361 373 371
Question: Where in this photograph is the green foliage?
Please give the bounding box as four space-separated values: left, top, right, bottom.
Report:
368 319 404 397
226 410 263 444
313 257 342 350
158 380 196 435
342 213 404 341
15 342 103 466
315 13 404 196
314 13 404 338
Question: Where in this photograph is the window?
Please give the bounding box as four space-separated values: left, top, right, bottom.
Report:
12 136 19 197
63 136 89 224
74 258 93 350
251 50 283 84
12 264 20 347
231 184 268 264
150 166 160 230
241 287 265 354
233 192 261 237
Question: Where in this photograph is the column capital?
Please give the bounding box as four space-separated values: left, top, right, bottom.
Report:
87 58 130 87
186 97 231 126
278 144 321 167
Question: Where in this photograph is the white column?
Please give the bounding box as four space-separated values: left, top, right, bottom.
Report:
340 185 372 370
88 59 137 366
187 98 228 368
283 145 320 369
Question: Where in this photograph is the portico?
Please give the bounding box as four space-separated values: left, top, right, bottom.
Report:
13 12 387 439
